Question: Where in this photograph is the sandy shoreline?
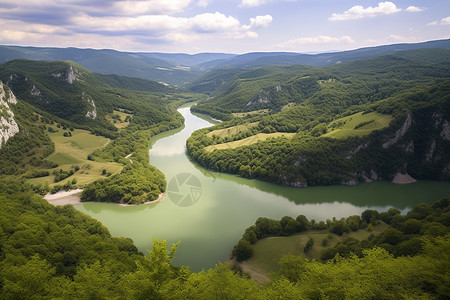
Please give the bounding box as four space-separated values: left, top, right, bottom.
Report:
392 172 417 184
44 189 165 206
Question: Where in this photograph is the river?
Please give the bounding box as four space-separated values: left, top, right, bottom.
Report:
76 107 450 271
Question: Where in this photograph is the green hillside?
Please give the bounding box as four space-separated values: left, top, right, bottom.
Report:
187 49 450 187
0 59 178 137
0 46 201 85
0 59 202 203
0 180 448 298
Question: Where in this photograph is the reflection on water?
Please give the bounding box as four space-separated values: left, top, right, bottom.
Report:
76 106 450 272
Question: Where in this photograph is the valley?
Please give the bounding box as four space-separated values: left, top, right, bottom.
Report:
0 40 449 298
77 107 450 272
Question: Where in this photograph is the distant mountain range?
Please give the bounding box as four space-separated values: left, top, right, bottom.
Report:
1 39 449 85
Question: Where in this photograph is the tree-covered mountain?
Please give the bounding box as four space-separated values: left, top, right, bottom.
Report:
0 46 203 85
1 39 449 86
0 59 199 203
0 59 177 137
0 40 449 298
187 48 450 187
196 38 450 70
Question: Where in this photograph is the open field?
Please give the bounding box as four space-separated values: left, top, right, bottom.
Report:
27 126 122 187
323 112 393 139
281 102 295 111
244 222 389 276
232 109 269 118
207 122 259 138
106 109 133 129
205 132 295 151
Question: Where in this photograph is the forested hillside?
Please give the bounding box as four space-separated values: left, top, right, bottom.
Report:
0 180 448 298
0 41 449 299
0 46 202 85
188 49 450 187
0 59 197 203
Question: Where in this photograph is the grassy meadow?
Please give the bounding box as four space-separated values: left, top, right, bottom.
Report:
28 126 122 187
105 109 133 129
243 222 389 277
207 122 259 138
205 132 296 151
323 112 393 139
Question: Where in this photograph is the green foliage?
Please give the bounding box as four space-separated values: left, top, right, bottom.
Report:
0 180 449 298
81 116 183 204
187 50 450 188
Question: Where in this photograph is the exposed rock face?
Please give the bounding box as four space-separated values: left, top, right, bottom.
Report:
0 82 19 148
52 66 76 84
392 173 417 184
346 142 369 159
247 89 270 106
404 140 414 153
247 85 282 107
31 84 42 96
382 112 412 149
82 92 97 119
341 178 358 186
425 139 436 163
441 120 450 140
282 175 308 187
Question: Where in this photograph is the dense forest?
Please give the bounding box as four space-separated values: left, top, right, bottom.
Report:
232 198 450 262
0 180 448 298
0 43 449 298
187 49 450 187
0 59 198 204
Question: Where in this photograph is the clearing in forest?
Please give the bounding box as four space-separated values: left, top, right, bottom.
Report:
28 126 122 187
205 132 295 151
324 112 393 139
244 222 389 277
207 122 259 139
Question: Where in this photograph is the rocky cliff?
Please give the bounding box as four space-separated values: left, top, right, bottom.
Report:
0 82 19 148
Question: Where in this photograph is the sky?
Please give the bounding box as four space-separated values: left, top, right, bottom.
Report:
0 0 449 54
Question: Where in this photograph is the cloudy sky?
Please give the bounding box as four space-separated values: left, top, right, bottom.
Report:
0 0 449 53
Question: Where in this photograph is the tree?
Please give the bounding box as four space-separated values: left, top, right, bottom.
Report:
295 215 309 232
278 254 306 283
232 239 253 261
362 209 379 224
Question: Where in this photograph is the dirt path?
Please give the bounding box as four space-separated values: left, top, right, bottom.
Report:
236 261 270 283
125 153 133 164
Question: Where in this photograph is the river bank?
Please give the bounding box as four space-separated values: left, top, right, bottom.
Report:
44 189 165 206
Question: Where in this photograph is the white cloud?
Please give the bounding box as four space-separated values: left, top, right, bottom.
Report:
197 0 210 7
240 0 269 7
428 16 450 26
112 0 192 15
69 12 271 41
190 13 241 33
0 0 193 17
405 6 423 13
441 16 450 25
329 1 401 21
242 15 273 30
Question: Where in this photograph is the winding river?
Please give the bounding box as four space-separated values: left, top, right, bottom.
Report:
76 107 450 271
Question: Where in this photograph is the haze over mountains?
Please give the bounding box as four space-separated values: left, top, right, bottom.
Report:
1 39 449 85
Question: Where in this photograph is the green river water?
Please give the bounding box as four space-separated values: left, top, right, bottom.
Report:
76 107 450 271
